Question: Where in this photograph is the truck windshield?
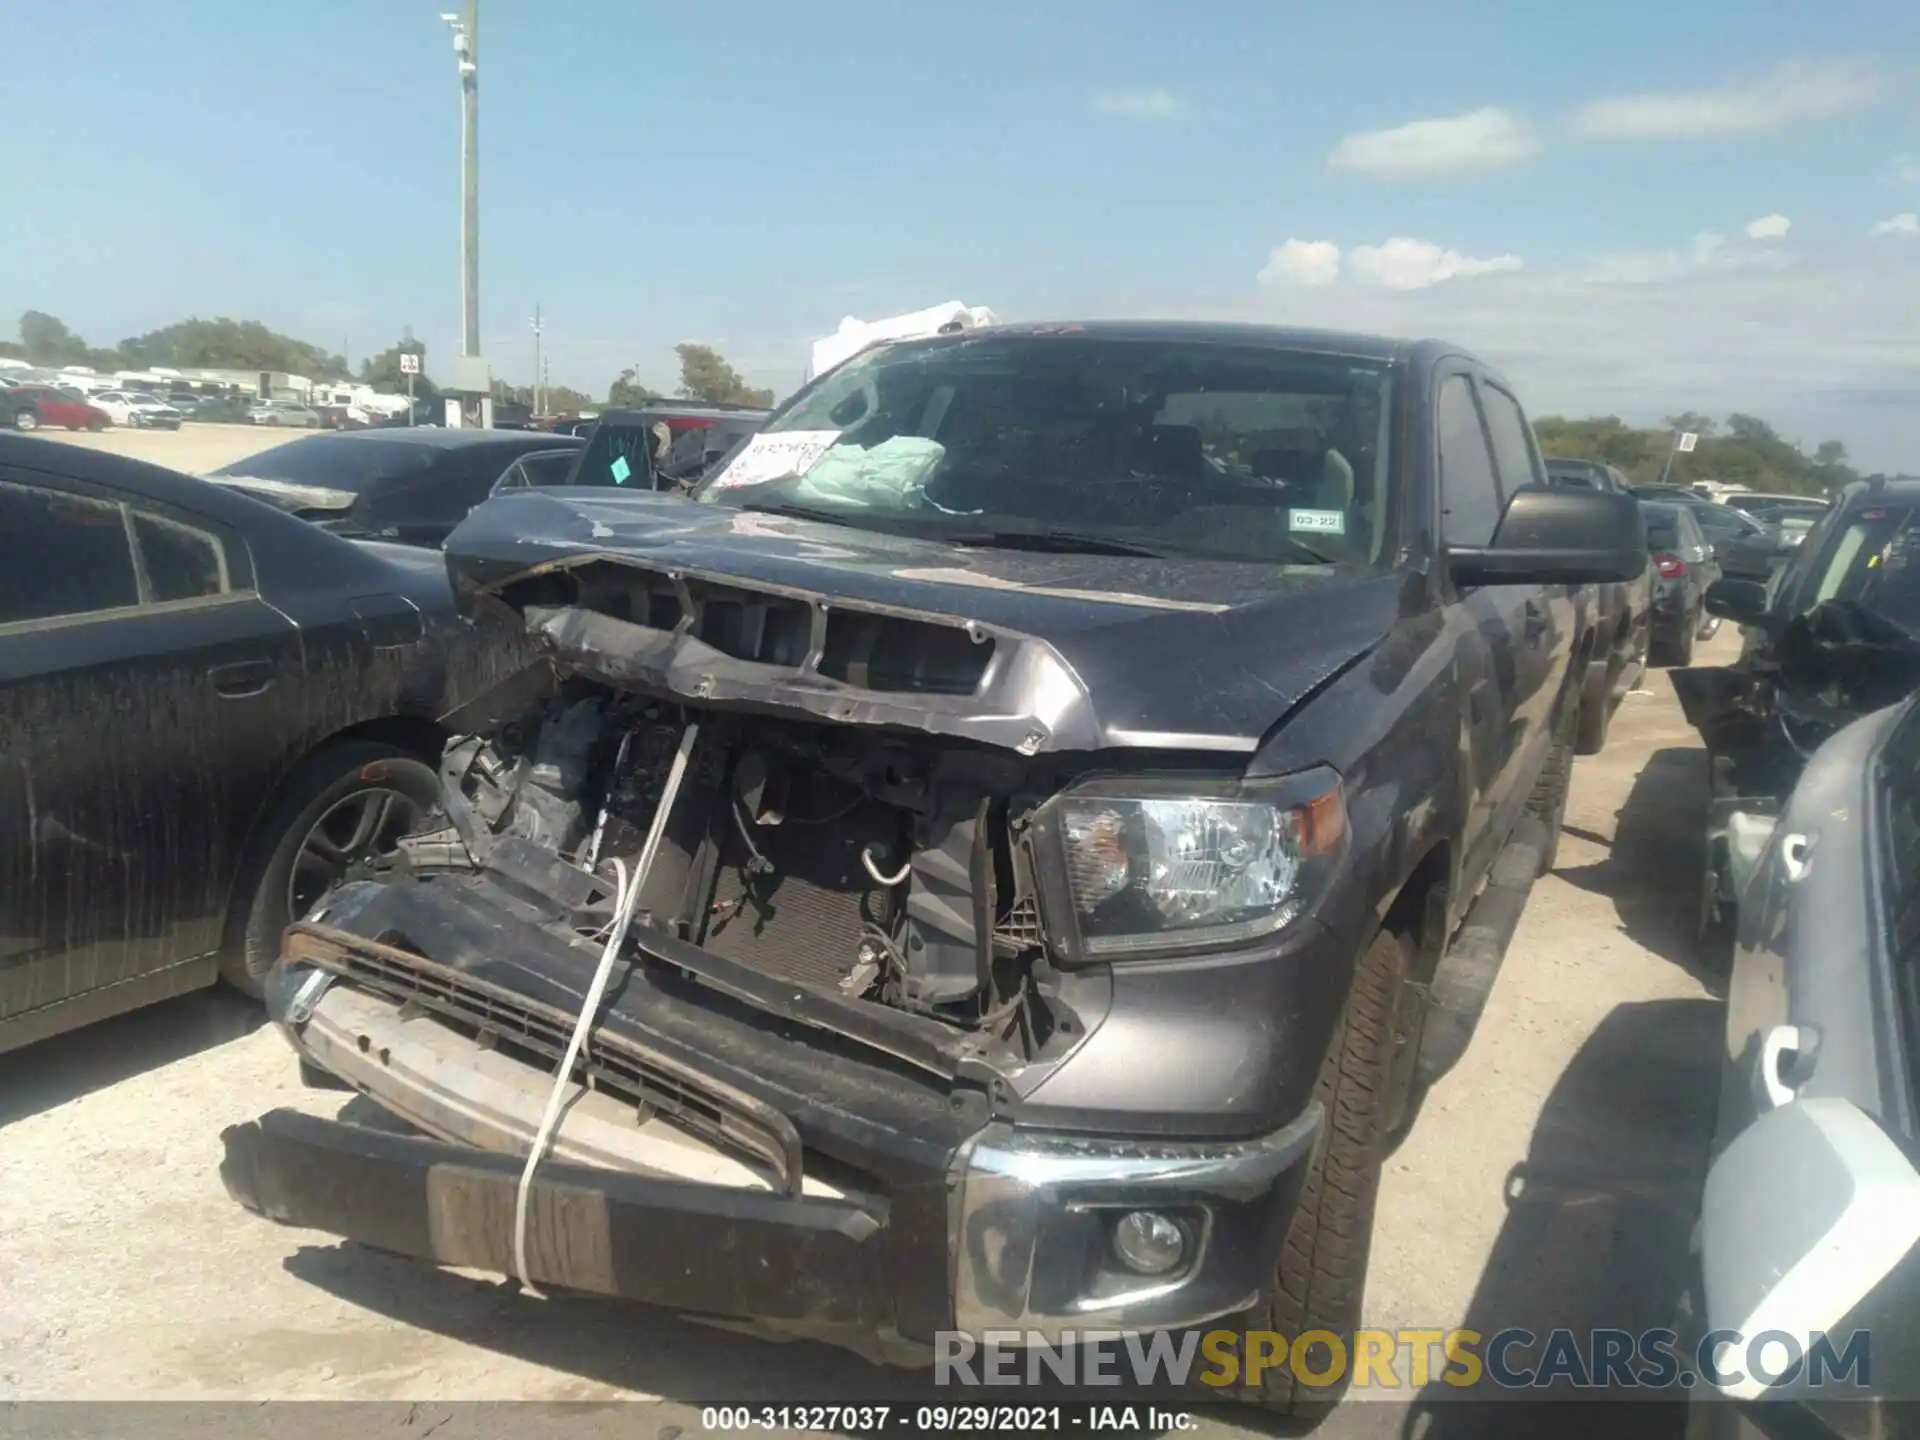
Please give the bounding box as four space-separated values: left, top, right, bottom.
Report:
695 334 1398 566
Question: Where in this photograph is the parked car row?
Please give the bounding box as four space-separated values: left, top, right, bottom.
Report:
1679 476 1920 1437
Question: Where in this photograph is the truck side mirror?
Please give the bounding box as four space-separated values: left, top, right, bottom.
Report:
1447 485 1647 588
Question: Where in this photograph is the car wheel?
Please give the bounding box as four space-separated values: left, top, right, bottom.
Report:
12 409 38 431
1236 923 1409 1416
219 740 441 999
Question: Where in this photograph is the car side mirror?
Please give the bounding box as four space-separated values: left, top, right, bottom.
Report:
1447 485 1647 588
1700 1098 1920 1400
1704 577 1772 628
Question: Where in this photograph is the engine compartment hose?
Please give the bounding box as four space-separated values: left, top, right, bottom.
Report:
510 722 699 1297
861 844 911 887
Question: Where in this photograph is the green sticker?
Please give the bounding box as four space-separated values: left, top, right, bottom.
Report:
610 455 632 484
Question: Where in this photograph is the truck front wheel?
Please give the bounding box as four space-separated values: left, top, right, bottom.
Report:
1238 923 1410 1416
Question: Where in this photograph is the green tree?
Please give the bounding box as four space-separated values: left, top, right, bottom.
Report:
673 343 774 407
19 311 101 366
1662 411 1718 439
608 366 662 406
117 317 345 376
360 340 434 395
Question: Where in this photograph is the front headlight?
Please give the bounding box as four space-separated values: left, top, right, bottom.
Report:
1030 768 1347 961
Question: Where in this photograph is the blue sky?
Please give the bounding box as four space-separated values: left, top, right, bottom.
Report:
5 1 1919 465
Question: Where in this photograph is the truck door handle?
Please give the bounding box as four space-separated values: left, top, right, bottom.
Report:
208 659 274 698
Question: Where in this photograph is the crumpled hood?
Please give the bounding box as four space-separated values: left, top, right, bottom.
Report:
443 488 1406 754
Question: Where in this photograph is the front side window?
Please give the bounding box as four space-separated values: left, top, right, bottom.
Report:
1478 384 1542 496
696 335 1398 566
0 479 140 625
1437 374 1502 548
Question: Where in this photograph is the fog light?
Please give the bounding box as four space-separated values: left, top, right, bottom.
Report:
1111 1211 1187 1276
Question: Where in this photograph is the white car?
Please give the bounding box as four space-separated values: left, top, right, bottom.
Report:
92 390 184 429
246 400 322 428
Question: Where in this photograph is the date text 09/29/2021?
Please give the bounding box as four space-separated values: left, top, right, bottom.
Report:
699 1406 1195 1432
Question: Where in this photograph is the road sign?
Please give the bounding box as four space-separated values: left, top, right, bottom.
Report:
399 353 420 375
1676 431 1698 453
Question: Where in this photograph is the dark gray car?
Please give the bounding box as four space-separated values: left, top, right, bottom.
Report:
1640 500 1722 666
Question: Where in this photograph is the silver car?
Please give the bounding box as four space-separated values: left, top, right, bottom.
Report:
247 401 321 428
1689 694 1920 1433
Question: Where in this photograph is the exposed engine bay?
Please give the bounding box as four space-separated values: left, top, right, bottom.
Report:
392 671 1086 1053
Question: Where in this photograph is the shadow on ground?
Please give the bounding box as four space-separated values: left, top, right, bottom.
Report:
0 986 262 1128
1557 746 1730 994
1396 995 1721 1440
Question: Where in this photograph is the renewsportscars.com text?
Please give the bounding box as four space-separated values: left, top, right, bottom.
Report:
934 1327 1872 1392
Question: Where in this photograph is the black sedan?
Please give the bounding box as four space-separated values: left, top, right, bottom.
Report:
203 427 584 548
1640 500 1722 665
0 434 530 1053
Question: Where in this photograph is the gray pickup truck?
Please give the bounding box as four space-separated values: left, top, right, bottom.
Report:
219 322 1642 1415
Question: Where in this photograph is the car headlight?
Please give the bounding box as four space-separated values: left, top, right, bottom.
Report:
1029 768 1347 961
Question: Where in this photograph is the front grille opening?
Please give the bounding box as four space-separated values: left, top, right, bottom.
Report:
819 612 992 695
320 945 799 1190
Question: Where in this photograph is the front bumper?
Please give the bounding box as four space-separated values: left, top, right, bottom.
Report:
225 932 1321 1348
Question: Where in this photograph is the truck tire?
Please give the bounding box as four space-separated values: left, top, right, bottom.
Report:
1239 924 1410 1416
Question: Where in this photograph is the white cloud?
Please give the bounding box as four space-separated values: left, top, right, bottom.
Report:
1873 213 1920 236
1258 239 1341 287
1583 229 1798 284
1572 58 1882 139
1347 237 1523 290
1888 156 1920 185
1745 213 1792 240
1326 107 1540 180
1090 89 1189 122
1171 244 1920 472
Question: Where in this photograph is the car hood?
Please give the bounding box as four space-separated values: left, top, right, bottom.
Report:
442 488 1406 756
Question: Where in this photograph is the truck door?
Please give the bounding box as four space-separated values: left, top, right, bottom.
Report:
1474 377 1567 821
1434 370 1533 894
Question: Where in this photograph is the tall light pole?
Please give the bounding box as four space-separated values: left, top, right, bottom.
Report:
530 304 543 416
441 6 480 385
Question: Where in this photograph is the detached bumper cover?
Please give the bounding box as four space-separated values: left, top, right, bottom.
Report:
221 1109 891 1327
221 1101 1319 1343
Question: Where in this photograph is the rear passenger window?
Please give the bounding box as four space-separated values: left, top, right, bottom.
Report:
0 479 140 625
1437 375 1502 548
1479 384 1542 496
132 511 228 602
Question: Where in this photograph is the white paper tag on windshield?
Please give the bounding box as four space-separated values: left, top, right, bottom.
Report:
1288 507 1347 535
707 430 840 492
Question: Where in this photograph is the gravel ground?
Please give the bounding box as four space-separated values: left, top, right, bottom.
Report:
0 508 1735 1436
23 420 317 473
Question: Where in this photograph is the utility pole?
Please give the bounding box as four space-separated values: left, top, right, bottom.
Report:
441 5 483 423
530 304 543 416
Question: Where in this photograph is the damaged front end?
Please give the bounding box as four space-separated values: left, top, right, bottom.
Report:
221 525 1357 1354
1675 600 1920 931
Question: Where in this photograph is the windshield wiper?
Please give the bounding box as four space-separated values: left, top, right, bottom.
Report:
948 529 1176 558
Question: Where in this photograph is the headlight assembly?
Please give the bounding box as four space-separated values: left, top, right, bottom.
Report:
1029 767 1347 961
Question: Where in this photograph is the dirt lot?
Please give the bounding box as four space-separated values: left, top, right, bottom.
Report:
0 434 1732 1432
23 420 299 474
